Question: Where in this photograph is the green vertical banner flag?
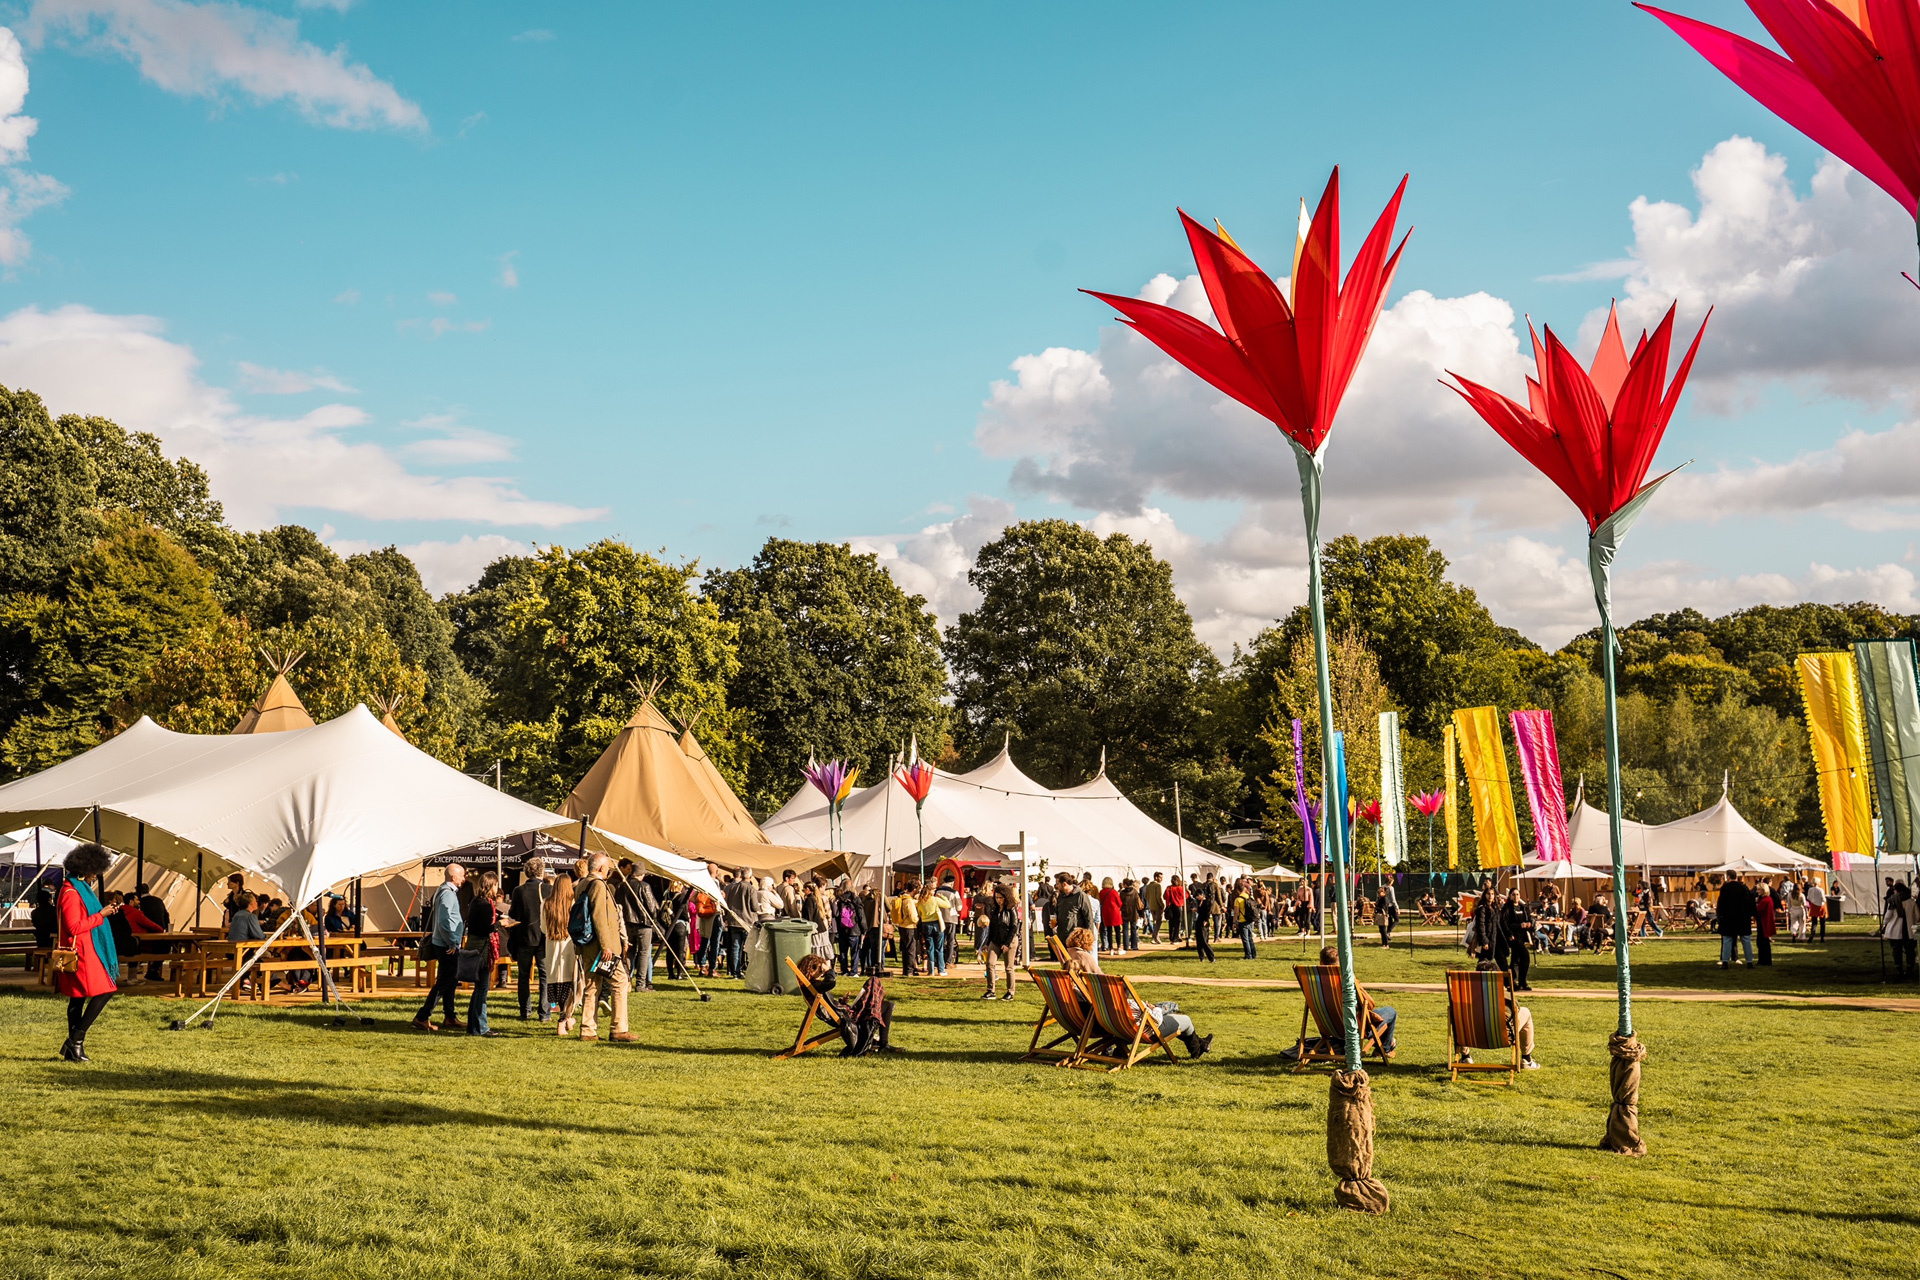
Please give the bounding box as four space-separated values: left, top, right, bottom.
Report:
1856 638 1920 856
1378 711 1406 867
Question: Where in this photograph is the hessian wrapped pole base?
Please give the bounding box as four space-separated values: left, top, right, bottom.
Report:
1601 1033 1648 1157
1327 1068 1390 1213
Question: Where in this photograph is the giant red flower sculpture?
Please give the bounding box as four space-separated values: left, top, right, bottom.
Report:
1083 168 1408 458
1445 302 1708 533
1639 1 1920 272
1444 299 1710 1158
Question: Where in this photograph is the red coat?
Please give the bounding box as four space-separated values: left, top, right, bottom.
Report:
1100 888 1122 926
56 883 118 998
1756 893 1777 939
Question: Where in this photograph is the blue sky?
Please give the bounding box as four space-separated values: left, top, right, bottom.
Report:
2 0 1916 648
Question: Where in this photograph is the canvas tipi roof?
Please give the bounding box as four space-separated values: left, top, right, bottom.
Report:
1531 779 1822 870
558 699 827 876
233 651 316 735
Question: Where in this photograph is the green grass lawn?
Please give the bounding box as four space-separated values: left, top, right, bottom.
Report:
1104 917 1916 998
3 958 1916 1280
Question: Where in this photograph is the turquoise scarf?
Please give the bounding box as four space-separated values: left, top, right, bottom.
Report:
72 879 117 976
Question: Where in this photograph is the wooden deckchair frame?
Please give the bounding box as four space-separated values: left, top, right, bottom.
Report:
773 956 846 1060
1290 965 1391 1075
1445 968 1522 1085
1022 966 1097 1065
1078 972 1183 1073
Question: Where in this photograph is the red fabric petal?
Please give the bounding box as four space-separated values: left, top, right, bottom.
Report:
1323 177 1409 441
1748 0 1920 212
1541 327 1611 522
1081 289 1294 433
1655 308 1713 440
1864 0 1920 201
1178 212 1308 429
1608 304 1679 513
1445 374 1594 519
1638 3 1918 212
1589 302 1631 415
1293 169 1342 449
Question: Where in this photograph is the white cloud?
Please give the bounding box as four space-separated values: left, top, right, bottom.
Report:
426 290 456 306
327 533 525 596
0 303 601 529
458 109 485 137
1603 136 1920 411
235 359 351 394
27 0 427 132
400 413 515 465
847 496 1015 625
0 26 66 265
333 288 358 304
497 251 517 288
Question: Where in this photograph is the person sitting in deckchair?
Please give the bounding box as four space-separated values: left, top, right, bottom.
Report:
1470 958 1539 1070
1062 928 1212 1058
1280 946 1398 1062
795 954 895 1056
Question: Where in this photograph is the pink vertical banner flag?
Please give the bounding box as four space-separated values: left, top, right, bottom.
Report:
1509 708 1571 861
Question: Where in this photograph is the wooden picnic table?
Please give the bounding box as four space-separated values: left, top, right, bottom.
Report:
361 930 427 986
172 934 382 1000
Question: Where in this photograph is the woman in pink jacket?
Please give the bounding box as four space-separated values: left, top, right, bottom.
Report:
1099 877 1124 954
54 842 120 1063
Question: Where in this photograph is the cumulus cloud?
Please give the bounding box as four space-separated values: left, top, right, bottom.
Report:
27 0 427 132
327 533 526 596
235 360 351 394
899 136 1920 652
846 496 1015 626
0 303 600 529
0 26 66 265
400 414 515 465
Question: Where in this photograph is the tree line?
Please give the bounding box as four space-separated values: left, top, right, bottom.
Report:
3 384 1910 860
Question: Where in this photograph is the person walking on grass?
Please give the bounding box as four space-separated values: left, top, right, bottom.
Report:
980 882 1019 1000
464 870 505 1038
413 864 467 1032
917 883 947 977
575 854 636 1042
1717 874 1756 969
1190 876 1217 964
53 842 120 1064
1806 878 1828 943
544 871 581 1036
1144 872 1165 944
1497 888 1532 992
1098 877 1122 954
1755 881 1777 967
723 872 754 980
1121 878 1143 954
1231 880 1257 959
1375 884 1399 949
1164 875 1187 945
509 857 549 1021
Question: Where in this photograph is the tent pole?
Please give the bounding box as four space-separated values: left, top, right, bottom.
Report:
136 823 144 892
195 853 203 929
176 904 311 1029
91 806 100 844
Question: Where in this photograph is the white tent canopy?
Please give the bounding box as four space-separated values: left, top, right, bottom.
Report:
763 745 1252 887
0 707 722 907
0 825 85 867
1529 782 1823 872
1517 859 1613 881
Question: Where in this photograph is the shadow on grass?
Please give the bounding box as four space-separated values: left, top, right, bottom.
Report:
24 1064 641 1135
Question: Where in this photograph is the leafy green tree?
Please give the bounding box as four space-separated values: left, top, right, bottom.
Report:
944 519 1242 842
703 538 949 816
464 540 744 806
0 513 221 772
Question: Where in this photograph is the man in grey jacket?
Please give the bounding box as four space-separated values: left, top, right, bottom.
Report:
413 864 467 1032
1143 873 1166 944
723 871 755 979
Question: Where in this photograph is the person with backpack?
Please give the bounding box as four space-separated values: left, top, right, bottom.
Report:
834 887 861 976
412 864 467 1033
571 854 635 1042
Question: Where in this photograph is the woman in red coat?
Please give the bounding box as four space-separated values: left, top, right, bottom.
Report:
1099 877 1123 954
54 843 120 1062
1755 879 1778 968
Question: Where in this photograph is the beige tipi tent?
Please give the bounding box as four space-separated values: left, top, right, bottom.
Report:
233 650 316 734
559 698 828 876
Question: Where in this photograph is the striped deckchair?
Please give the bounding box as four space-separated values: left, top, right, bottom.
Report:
1290 965 1391 1075
1446 968 1520 1085
1023 967 1097 1065
1078 972 1182 1072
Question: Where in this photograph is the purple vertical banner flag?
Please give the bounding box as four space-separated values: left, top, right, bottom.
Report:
1292 718 1320 866
1509 708 1571 861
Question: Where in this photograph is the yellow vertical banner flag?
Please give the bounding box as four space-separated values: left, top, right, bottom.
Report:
1452 706 1523 868
1798 651 1876 856
1443 723 1459 869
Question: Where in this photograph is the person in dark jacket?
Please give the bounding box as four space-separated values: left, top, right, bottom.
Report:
978 882 1020 1000
508 858 549 1020
1496 888 1532 991
30 886 57 950
1717 875 1756 968
1189 876 1217 963
1375 885 1401 949
464 870 505 1037
1051 873 1095 946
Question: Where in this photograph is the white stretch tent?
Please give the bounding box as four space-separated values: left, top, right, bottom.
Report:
0 825 84 866
1529 782 1823 873
764 745 1252 886
1517 859 1613 881
0 706 723 907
